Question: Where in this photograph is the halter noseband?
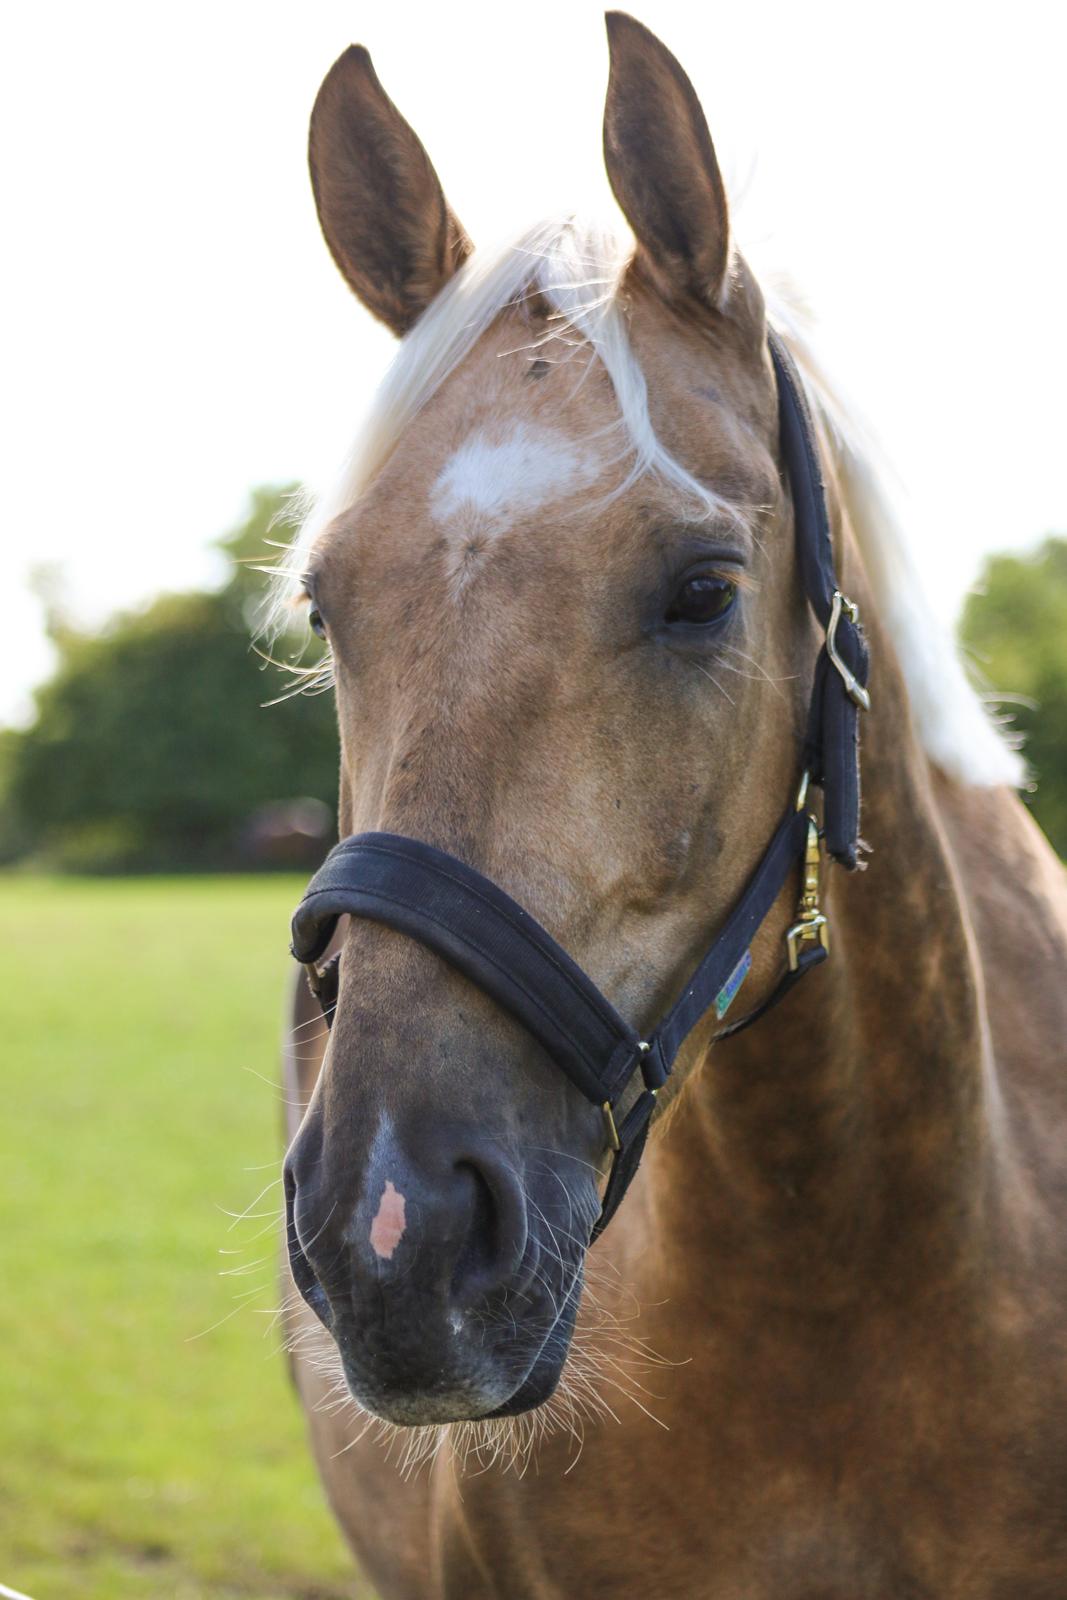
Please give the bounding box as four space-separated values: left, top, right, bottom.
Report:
288 332 870 1241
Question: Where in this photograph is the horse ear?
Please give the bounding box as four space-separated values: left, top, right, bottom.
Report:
603 13 730 312
308 46 473 337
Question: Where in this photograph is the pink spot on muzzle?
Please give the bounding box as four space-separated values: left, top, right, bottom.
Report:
369 1180 407 1260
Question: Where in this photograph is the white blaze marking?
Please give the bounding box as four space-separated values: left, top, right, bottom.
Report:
369 1180 406 1260
430 422 602 539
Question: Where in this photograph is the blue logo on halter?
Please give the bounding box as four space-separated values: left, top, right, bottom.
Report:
715 949 752 1020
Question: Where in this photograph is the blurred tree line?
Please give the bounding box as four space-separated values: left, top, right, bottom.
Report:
0 504 1064 872
0 487 339 872
959 537 1067 857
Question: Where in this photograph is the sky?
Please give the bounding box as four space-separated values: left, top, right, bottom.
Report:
2 0 1065 726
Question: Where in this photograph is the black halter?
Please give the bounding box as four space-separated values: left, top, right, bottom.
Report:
289 332 870 1241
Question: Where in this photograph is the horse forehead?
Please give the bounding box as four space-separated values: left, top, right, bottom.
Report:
429 419 605 536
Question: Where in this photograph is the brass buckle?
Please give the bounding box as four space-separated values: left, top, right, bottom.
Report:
826 590 871 713
601 1041 653 1154
785 816 831 972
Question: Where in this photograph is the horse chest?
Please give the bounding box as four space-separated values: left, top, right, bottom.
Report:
433 1432 1067 1600
421 1309 1067 1600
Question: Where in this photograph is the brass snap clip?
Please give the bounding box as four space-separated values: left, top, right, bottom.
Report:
785 816 830 972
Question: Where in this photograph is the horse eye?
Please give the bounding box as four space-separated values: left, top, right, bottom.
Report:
308 606 326 640
665 574 736 626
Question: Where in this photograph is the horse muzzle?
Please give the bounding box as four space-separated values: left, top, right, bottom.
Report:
283 1109 590 1422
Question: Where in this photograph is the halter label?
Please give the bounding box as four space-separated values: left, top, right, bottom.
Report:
715 949 752 1019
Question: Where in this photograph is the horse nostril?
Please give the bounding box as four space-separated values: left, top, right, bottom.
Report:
450 1153 528 1309
286 1127 530 1334
283 1161 333 1330
450 1162 496 1301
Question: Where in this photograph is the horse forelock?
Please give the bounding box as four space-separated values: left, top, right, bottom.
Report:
267 219 742 611
267 215 1023 792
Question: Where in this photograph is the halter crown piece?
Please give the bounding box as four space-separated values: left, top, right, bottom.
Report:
289 333 870 1240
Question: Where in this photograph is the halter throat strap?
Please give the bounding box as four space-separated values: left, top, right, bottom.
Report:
288 331 869 1242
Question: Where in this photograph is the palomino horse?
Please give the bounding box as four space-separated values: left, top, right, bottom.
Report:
277 14 1067 1597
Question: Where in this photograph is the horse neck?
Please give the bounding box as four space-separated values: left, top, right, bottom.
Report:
630 558 999 1312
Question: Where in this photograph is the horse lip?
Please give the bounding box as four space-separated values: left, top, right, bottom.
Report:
483 1267 583 1418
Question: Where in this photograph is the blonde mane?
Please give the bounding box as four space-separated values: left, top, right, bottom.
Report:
273 218 1022 790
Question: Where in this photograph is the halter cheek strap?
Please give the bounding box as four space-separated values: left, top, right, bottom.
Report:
288 331 870 1242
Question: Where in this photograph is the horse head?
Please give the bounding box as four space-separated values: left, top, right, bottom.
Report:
283 14 835 1427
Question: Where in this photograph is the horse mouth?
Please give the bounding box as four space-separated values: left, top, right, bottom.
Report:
326 1259 584 1426
482 1269 583 1418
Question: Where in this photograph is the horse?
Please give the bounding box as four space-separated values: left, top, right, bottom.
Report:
276 14 1067 1597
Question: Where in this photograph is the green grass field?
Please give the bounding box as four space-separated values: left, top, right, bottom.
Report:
0 875 362 1600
